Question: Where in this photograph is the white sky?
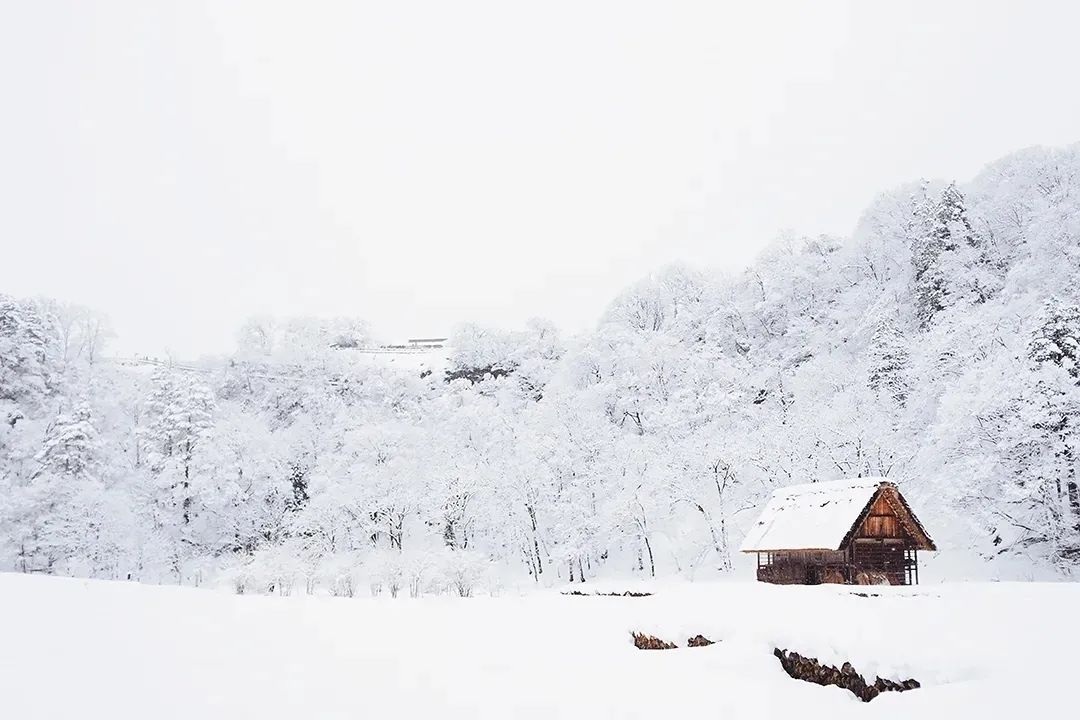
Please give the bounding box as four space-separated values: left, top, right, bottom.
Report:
2 1 1079 358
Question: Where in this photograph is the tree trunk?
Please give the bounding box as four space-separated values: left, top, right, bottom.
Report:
182 449 191 525
524 548 538 581
391 511 404 550
719 517 731 571
643 536 655 577
527 505 543 575
697 504 722 552
1067 480 1080 531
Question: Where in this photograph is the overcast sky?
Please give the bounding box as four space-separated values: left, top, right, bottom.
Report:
2 1 1079 357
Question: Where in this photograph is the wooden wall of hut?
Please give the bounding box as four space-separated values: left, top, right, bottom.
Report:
756 550 848 585
851 539 907 585
854 490 909 540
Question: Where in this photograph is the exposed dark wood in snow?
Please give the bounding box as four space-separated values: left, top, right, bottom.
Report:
631 632 677 650
686 634 715 647
773 648 920 702
629 632 717 649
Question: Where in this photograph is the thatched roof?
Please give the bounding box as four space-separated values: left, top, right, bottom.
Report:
739 478 935 553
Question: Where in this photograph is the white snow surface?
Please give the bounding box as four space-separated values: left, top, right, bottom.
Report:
1 573 1075 719
740 477 886 552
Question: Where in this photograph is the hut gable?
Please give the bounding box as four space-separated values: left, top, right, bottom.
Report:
844 483 935 551
740 478 935 553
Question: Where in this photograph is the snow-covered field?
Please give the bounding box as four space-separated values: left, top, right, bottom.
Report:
2 574 1075 719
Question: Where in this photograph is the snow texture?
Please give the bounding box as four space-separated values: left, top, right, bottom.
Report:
1 573 1076 720
740 478 884 552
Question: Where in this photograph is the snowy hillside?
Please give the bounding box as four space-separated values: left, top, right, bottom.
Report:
2 143 1080 588
1 573 1075 719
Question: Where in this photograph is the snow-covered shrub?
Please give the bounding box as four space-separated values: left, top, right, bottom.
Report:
365 548 404 598
247 543 308 596
318 551 364 598
437 549 492 598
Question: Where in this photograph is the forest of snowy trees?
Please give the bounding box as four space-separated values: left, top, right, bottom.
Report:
2 143 1079 594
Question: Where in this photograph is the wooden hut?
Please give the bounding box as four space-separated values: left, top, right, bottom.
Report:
740 478 935 585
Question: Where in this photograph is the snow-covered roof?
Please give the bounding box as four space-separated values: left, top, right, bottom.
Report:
739 478 887 552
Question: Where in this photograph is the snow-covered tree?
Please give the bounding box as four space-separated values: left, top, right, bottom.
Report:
0 294 61 420
867 318 910 404
1029 299 1080 379
137 370 216 571
15 403 105 573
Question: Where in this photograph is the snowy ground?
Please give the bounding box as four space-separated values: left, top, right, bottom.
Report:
1 574 1075 719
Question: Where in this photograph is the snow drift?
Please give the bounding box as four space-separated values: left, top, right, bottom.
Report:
1 573 1076 719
